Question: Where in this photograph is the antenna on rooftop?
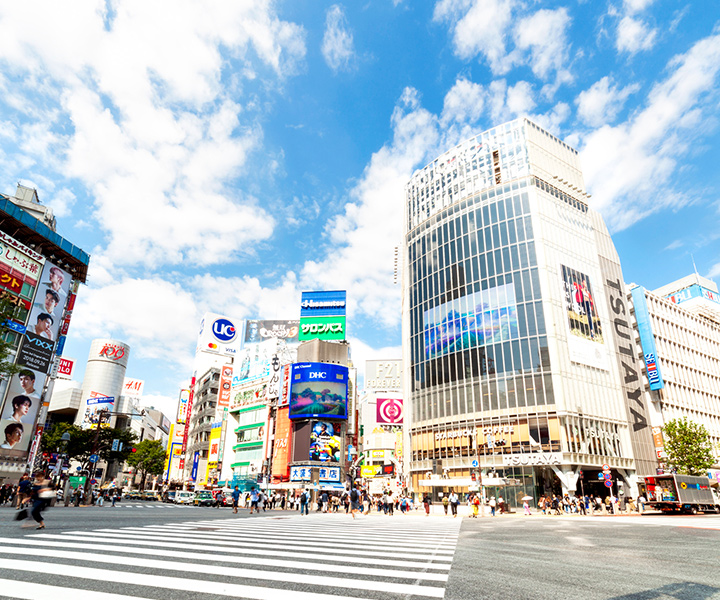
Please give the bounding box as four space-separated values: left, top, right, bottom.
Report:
691 253 700 285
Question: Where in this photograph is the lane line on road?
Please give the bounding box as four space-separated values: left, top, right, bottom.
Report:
0 578 155 600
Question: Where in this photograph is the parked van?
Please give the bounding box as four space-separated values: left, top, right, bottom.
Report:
174 491 195 505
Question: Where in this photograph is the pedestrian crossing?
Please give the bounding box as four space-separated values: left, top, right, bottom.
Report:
0 512 461 599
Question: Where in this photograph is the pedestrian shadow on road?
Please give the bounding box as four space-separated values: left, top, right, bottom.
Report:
608 582 719 600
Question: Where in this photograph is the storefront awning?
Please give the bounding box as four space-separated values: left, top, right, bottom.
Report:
419 477 517 487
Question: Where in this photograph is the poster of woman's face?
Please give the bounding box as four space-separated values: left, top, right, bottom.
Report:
0 367 43 430
26 261 72 342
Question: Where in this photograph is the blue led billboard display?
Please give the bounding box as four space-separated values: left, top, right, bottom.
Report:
300 290 347 317
289 362 348 419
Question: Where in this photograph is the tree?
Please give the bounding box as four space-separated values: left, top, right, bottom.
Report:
125 439 166 490
41 422 138 474
663 417 715 476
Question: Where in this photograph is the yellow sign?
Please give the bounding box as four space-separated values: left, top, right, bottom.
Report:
680 482 687 489
360 465 381 478
370 450 385 458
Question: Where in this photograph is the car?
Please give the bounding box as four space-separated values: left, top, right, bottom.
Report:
164 490 176 503
194 490 214 506
174 490 195 505
142 490 159 501
125 490 142 500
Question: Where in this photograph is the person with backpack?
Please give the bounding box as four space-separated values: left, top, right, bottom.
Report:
350 485 360 519
299 489 309 515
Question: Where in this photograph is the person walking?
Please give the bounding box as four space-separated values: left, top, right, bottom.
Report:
300 489 309 516
350 485 361 519
231 486 241 514
471 494 481 518
449 491 459 518
442 494 449 515
489 496 496 517
28 473 51 529
423 493 431 516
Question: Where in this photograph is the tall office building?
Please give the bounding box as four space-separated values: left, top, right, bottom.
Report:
402 119 657 505
630 275 720 469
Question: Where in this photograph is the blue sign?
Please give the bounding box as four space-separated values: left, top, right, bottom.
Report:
88 454 99 463
471 459 479 468
4 320 26 334
288 362 348 420
56 334 67 357
631 287 665 391
665 283 720 306
300 290 347 317
211 318 237 343
190 451 200 481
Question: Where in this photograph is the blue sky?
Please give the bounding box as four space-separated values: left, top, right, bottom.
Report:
0 1 718 419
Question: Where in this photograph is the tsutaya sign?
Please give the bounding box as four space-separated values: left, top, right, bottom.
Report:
502 453 562 466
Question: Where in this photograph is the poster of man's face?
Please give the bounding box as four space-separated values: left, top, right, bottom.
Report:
27 261 72 342
0 418 28 452
0 368 43 432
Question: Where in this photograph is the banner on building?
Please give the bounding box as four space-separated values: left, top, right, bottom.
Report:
271 407 292 480
218 366 233 408
376 398 404 425
176 389 190 424
122 378 145 398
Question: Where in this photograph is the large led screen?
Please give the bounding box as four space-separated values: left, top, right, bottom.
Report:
309 421 342 462
289 362 348 420
423 282 519 359
560 265 603 343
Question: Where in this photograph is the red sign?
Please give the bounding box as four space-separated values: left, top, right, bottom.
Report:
180 377 196 458
0 271 23 293
99 343 125 361
57 357 75 378
271 407 292 480
218 365 232 408
66 293 77 311
377 398 404 424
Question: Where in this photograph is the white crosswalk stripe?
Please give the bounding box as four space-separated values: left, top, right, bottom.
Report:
0 513 461 599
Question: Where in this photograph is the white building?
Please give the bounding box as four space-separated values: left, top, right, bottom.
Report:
629 275 720 467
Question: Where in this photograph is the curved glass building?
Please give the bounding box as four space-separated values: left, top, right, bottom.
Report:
402 119 657 505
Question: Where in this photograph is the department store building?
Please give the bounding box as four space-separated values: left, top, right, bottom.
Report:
402 118 657 506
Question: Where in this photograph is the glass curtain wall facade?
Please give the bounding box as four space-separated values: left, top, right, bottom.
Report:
403 119 655 506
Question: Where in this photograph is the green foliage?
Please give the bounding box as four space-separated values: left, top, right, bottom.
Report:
663 417 715 476
126 439 166 489
0 298 23 381
41 422 138 468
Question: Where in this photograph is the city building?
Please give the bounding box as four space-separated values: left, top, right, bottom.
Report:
0 184 89 483
402 118 657 506
357 359 404 495
629 274 720 469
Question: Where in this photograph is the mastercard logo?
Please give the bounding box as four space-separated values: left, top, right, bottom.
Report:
208 343 218 349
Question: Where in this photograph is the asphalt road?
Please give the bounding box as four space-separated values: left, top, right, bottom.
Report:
0 504 718 599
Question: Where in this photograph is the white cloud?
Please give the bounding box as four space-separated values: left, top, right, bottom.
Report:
322 5 356 73
616 15 657 54
576 76 640 127
581 30 720 231
514 8 572 81
0 2 306 269
434 0 517 74
440 78 485 126
300 88 439 327
623 0 656 14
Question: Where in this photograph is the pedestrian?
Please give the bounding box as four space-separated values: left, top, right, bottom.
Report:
350 485 361 519
423 493 431 516
442 494 449 515
248 487 260 514
638 493 646 513
111 491 117 507
498 496 505 514
489 496 496 517
97 491 104 507
16 474 31 509
300 489 309 516
28 472 52 529
449 491 459 518
231 486 241 514
472 494 480 518
523 499 531 515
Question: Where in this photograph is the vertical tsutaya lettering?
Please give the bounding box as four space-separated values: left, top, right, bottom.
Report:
613 318 631 340
621 361 638 384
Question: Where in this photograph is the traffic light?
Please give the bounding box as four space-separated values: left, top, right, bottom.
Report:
471 472 477 482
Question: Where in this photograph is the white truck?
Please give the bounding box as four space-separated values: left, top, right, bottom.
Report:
642 474 719 514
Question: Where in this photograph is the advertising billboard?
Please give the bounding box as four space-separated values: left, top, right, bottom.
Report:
278 363 291 407
631 286 665 391
288 362 348 420
26 261 72 343
218 365 233 407
196 312 243 357
244 320 300 344
0 366 44 454
230 380 267 411
80 394 115 429
298 315 346 341
376 398 404 425
176 389 190 424
423 282 519 359
365 360 402 391
57 357 75 379
560 264 608 370
309 421 342 462
300 290 347 317
122 378 144 398
234 338 276 383
271 407 292 479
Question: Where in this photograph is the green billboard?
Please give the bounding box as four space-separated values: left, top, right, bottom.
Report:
299 315 346 341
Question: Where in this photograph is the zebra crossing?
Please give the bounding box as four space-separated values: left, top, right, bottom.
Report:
0 512 461 599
